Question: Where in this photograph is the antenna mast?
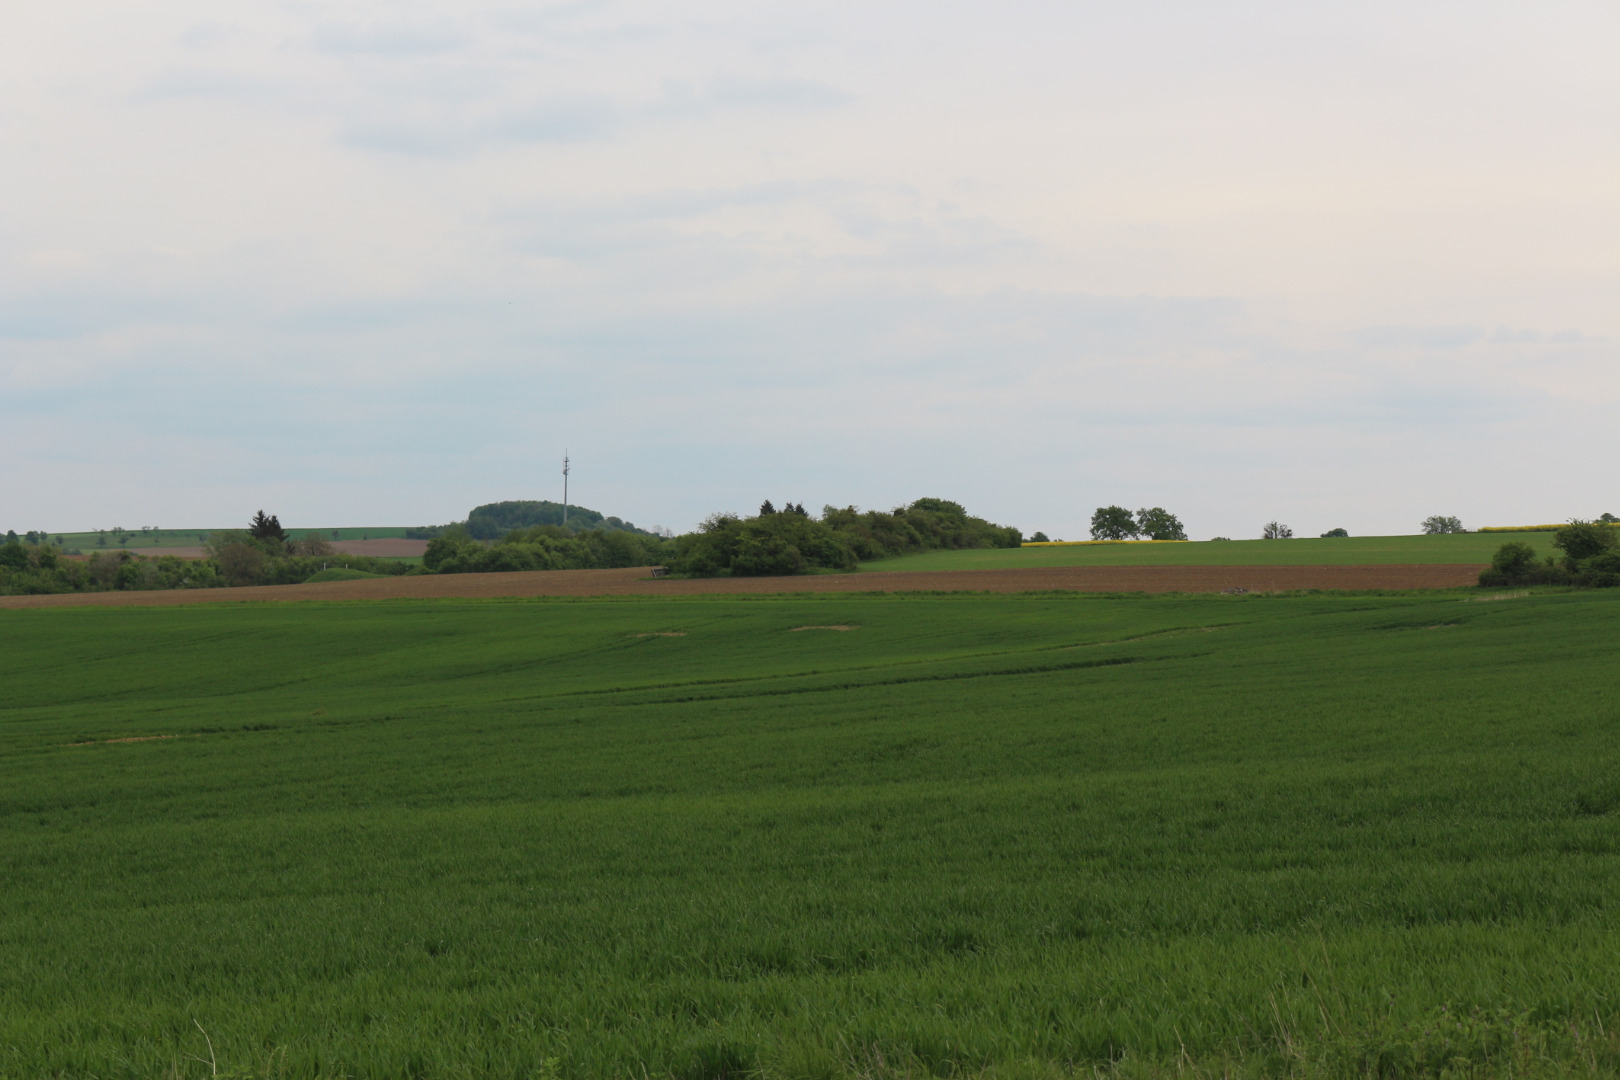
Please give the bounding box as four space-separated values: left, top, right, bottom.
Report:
562 450 570 526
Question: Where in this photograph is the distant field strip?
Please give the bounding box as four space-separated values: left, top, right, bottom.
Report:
0 563 1484 608
44 526 423 551
3 591 1619 1078
868 531 1553 570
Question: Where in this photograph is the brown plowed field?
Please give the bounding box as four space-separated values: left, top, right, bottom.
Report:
0 564 1485 610
331 539 429 557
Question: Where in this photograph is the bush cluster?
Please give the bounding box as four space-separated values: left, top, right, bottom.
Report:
425 525 672 574
1479 521 1620 589
672 498 1021 577
0 543 231 596
204 530 413 587
0 524 418 597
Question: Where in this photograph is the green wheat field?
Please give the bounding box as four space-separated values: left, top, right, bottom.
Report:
868 532 1553 572
3 588 1618 1078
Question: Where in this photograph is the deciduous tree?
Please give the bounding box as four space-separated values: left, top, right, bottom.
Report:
1090 506 1137 540
1134 507 1186 541
1554 520 1618 562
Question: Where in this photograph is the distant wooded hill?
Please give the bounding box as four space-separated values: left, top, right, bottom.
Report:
407 501 655 540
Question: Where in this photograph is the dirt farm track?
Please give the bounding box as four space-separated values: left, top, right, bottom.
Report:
0 564 1486 609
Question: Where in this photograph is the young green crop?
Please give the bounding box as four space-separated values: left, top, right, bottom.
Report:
1 589 1617 1078
865 531 1557 571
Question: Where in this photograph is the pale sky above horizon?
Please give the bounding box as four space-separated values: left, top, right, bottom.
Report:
4 1 1617 539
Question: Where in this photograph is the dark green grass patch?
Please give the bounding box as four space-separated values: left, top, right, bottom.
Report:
2 591 1619 1078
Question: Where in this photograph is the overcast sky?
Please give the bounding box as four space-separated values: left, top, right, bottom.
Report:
4 1 1616 539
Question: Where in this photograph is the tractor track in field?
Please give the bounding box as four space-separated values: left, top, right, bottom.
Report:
0 564 1485 609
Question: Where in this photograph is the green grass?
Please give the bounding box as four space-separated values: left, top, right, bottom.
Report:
303 568 385 583
865 532 1553 572
2 589 1618 1078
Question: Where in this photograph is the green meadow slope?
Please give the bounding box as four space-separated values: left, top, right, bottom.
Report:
2 589 1618 1078
865 531 1551 571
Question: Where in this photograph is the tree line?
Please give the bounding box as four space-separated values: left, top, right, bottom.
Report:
1 498 1022 594
670 498 1021 577
0 511 415 596
406 501 661 541
17 502 1613 597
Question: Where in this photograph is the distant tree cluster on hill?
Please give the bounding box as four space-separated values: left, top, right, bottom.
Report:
672 498 1021 577
1089 507 1187 541
414 501 656 540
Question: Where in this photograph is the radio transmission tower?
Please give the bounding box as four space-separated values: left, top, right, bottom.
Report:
562 450 571 526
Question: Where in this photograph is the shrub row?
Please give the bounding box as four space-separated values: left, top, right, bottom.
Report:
1481 521 1620 589
0 534 413 596
670 498 1021 577
425 525 672 574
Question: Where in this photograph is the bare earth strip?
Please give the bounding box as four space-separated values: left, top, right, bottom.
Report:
117 546 208 559
329 539 429 557
0 564 1485 610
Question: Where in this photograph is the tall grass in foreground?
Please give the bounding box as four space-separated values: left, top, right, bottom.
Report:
1 590 1618 1078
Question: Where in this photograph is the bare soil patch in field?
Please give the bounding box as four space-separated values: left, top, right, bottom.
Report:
123 546 208 559
0 564 1485 610
331 539 428 557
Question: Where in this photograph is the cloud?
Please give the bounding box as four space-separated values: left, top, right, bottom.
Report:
663 76 851 114
1489 326 1587 345
339 77 846 156
134 67 276 101
308 22 471 56
1348 325 1485 350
